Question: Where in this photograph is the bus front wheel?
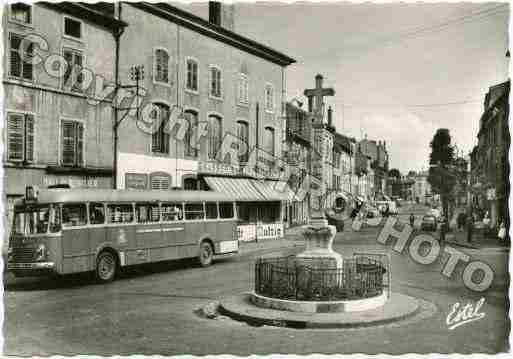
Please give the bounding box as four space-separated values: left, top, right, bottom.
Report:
95 251 117 283
198 242 214 267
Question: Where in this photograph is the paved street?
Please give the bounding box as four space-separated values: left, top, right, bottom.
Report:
3 204 509 355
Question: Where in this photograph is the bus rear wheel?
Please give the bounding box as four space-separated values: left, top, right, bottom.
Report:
95 251 117 283
198 242 214 267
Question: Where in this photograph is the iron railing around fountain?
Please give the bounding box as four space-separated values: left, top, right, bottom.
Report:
254 256 387 301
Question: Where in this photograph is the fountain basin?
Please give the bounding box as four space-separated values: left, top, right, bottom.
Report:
250 290 388 313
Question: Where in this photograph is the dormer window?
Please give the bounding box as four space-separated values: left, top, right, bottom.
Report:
64 17 82 40
11 3 31 24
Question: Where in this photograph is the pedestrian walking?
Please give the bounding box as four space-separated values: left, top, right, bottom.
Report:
409 213 415 228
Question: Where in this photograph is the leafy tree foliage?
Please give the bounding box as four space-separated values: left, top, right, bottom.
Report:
427 128 456 219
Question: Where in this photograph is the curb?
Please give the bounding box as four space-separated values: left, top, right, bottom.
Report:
219 292 421 329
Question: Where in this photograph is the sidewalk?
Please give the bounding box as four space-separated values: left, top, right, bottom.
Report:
445 229 509 250
237 226 305 255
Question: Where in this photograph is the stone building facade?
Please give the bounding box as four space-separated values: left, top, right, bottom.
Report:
470 80 510 228
3 2 126 241
113 2 295 191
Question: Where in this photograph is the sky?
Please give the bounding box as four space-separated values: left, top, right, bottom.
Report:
175 1 510 173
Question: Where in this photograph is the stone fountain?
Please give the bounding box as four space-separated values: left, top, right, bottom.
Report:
218 206 425 328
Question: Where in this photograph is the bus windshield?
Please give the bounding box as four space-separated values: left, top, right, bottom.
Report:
14 205 61 235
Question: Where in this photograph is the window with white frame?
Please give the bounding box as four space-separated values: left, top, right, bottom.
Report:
64 17 82 39
184 110 198 157
10 3 31 24
265 84 274 112
210 66 222 98
61 120 84 167
7 112 34 163
151 103 170 154
9 33 33 81
186 58 198 92
238 74 249 104
264 127 275 156
207 115 222 159
63 48 84 92
154 48 169 84
237 120 249 163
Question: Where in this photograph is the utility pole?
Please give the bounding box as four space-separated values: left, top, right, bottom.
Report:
112 64 145 189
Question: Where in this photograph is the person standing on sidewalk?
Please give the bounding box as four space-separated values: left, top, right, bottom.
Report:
409 213 415 228
467 212 474 243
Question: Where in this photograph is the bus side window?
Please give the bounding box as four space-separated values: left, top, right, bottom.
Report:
89 202 105 225
219 202 234 219
184 202 205 220
49 205 62 233
107 204 134 223
136 203 160 223
205 202 218 219
62 203 87 228
161 203 183 221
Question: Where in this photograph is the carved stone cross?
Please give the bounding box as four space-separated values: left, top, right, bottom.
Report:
303 74 335 115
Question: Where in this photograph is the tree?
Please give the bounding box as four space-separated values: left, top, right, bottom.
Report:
388 168 401 179
427 129 456 220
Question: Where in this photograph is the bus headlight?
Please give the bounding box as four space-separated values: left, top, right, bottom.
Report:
35 244 47 262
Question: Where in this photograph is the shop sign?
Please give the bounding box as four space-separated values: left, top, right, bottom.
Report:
256 223 284 240
42 175 103 188
125 173 148 190
198 161 237 176
237 224 257 242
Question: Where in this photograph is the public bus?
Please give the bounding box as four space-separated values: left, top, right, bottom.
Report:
7 187 239 282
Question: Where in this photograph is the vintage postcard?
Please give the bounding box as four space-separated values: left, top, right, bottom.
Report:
2 0 510 356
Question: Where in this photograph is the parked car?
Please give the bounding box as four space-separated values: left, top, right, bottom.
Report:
366 205 380 218
428 208 442 221
325 209 345 232
421 215 437 231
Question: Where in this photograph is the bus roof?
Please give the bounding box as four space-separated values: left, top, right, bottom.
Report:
19 189 241 205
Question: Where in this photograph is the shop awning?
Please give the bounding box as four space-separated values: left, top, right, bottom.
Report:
204 177 291 202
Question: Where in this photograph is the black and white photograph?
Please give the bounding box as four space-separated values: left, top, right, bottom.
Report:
2 0 511 355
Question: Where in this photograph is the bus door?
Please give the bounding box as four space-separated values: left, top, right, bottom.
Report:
204 201 219 244
88 202 107 265
216 202 236 248
105 203 137 265
134 202 161 260
61 203 90 273
160 202 185 261
183 202 206 257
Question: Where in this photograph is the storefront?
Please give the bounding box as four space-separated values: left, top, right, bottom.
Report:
203 176 291 242
118 152 199 190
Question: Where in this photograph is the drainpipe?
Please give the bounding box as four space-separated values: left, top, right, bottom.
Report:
112 3 124 189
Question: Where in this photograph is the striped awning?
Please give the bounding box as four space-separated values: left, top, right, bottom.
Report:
204 177 293 202
251 180 291 201
204 177 264 201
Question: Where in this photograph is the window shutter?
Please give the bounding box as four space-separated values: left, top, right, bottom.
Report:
76 122 84 166
61 121 76 166
7 113 24 161
24 115 34 162
63 50 73 86
9 34 21 78
22 42 33 80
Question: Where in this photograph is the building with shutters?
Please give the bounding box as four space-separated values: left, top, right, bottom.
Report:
108 2 295 195
284 100 312 226
470 80 510 230
3 2 126 245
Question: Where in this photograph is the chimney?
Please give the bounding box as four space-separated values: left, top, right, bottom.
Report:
209 1 234 31
327 106 333 127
